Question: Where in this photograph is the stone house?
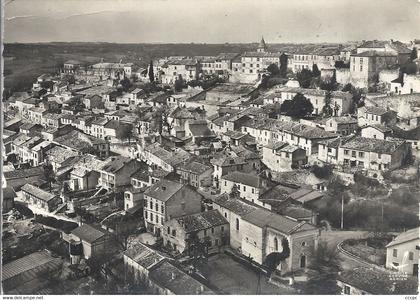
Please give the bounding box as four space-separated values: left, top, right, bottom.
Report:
262 141 307 172
162 210 229 254
21 183 61 212
143 179 202 236
385 227 419 276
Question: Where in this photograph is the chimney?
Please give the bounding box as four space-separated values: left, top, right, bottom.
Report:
171 272 176 280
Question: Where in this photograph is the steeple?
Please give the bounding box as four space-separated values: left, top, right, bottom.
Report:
257 36 268 53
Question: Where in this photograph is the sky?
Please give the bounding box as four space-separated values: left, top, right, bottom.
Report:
3 0 420 43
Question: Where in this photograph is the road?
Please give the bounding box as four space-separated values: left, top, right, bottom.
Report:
320 230 369 270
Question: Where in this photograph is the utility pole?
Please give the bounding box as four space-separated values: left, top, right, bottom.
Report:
341 195 344 230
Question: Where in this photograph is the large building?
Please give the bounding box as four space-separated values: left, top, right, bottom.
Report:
231 37 284 83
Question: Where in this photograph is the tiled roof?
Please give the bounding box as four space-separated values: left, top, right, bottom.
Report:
338 267 418 295
149 260 214 295
174 210 228 233
21 183 57 202
144 179 184 202
2 251 63 281
45 146 78 164
178 161 212 175
124 242 164 270
386 227 419 247
364 106 390 115
221 171 263 188
71 223 110 244
242 208 316 235
212 194 257 216
340 136 405 154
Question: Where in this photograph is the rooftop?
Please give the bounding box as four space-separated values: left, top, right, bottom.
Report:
21 183 57 202
2 251 63 281
221 171 264 188
124 242 164 270
242 208 316 235
212 194 257 216
144 179 184 202
174 210 228 233
178 160 212 175
387 227 419 248
71 223 110 244
341 136 405 154
338 267 418 295
149 260 214 295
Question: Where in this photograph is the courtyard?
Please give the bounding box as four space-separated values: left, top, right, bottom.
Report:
193 253 297 295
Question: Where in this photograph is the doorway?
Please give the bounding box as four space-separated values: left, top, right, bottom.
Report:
300 255 306 268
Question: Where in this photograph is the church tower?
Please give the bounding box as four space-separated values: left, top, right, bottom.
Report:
257 36 268 53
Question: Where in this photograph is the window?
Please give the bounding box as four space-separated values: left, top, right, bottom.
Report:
252 188 255 194
301 241 307 246
211 228 215 234
172 229 176 237
161 205 164 213
243 186 246 192
351 151 356 158
150 201 153 209
161 217 164 224
274 237 278 251
155 215 158 223
359 152 364 158
145 211 148 220
393 249 398 257
344 285 351 295
221 226 224 232
236 218 239 231
224 212 227 218
409 252 414 260
328 148 332 153
167 227 170 234
204 229 207 236
155 203 158 211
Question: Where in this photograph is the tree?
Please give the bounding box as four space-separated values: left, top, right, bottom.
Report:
410 47 418 61
280 92 314 118
312 164 333 179
117 124 134 143
174 76 184 92
6 153 17 164
230 184 240 198
312 64 321 77
296 69 313 88
280 53 288 77
148 60 155 83
342 83 363 113
43 163 55 191
120 77 132 92
266 63 280 76
322 90 334 117
263 238 290 277
305 241 341 294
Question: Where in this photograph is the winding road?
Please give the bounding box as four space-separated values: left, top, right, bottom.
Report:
320 230 370 270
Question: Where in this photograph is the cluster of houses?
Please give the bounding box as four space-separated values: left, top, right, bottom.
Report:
2 37 420 295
